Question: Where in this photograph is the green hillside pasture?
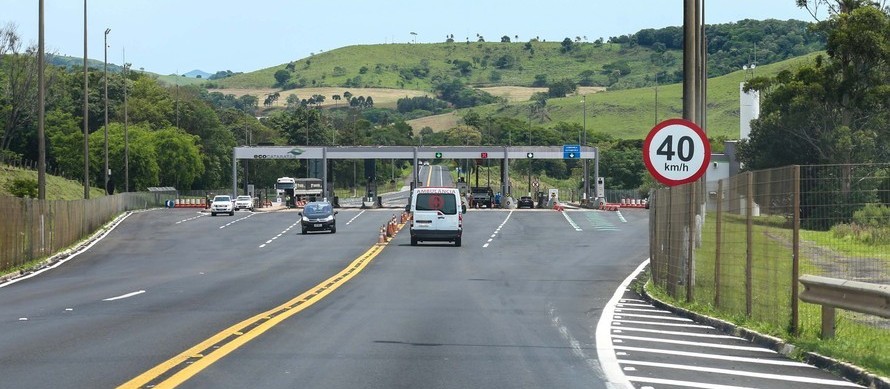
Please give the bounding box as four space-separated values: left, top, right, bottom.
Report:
1 166 105 200
214 42 671 91
460 52 823 140
213 87 431 110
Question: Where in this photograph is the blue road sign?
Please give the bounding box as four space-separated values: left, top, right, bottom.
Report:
563 144 581 159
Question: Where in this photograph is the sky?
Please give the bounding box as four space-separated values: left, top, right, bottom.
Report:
2 1 819 76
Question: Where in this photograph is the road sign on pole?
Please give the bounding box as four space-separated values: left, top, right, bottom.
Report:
481 152 488 159
526 152 534 159
643 119 710 186
435 152 442 159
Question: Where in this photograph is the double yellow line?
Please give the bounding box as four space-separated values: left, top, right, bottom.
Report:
119 233 397 388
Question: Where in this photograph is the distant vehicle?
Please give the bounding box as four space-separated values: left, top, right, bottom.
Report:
276 177 297 207
517 196 534 209
423 161 430 166
300 201 337 234
470 186 493 208
234 195 254 211
210 195 235 216
408 187 465 247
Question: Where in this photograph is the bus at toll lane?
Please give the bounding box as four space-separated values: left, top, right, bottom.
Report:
276 177 323 207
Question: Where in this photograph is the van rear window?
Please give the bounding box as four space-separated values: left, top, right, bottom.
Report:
415 193 457 214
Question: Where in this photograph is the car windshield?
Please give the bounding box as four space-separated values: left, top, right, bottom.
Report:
415 193 457 214
237 196 251 201
214 196 231 202
304 203 333 216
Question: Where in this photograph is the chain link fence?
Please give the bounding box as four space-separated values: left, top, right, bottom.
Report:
649 163 890 374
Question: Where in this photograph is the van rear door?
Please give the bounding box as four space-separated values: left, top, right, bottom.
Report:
412 191 459 231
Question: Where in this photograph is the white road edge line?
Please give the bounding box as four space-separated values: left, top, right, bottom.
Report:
0 212 136 288
595 258 648 388
624 376 758 389
103 290 146 301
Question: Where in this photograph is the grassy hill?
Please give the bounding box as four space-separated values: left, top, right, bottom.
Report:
1 166 105 200
210 42 675 91
418 52 823 140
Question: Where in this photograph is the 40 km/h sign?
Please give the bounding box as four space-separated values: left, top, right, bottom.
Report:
643 119 711 186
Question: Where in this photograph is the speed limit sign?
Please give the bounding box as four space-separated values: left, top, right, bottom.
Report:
643 119 711 186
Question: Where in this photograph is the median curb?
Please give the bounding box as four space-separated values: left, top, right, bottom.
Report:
636 268 889 389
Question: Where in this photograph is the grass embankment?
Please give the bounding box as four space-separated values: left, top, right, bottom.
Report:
649 211 890 378
0 166 105 200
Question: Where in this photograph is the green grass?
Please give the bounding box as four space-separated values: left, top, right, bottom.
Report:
459 52 823 140
0 166 106 200
651 209 890 378
212 42 668 91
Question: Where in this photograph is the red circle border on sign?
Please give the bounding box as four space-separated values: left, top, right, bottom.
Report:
643 118 711 187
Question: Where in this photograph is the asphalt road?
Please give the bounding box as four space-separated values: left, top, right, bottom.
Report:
0 202 864 388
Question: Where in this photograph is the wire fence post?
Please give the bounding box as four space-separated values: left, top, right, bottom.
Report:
746 171 754 318
791 165 801 335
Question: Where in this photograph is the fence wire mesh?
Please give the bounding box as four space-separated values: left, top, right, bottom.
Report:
650 163 889 357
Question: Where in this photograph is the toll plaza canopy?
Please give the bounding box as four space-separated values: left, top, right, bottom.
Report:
232 145 599 200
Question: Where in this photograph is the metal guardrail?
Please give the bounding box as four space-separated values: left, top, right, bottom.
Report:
799 274 890 338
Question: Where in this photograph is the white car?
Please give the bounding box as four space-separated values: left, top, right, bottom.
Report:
210 195 235 216
234 195 254 211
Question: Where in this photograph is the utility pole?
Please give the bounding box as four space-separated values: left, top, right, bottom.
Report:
37 0 46 199
83 0 89 199
104 28 110 195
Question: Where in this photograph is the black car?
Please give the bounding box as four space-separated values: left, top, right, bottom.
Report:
300 202 338 234
517 196 534 209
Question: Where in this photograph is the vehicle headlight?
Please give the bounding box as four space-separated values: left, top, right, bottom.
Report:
302 216 310 222
321 215 334 222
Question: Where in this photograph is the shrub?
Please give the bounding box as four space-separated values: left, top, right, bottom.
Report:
7 177 38 198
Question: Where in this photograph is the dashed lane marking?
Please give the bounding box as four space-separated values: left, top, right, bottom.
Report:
483 210 513 248
219 213 255 229
259 221 300 248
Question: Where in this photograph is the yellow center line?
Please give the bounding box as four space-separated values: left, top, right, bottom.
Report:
426 165 433 186
118 224 404 388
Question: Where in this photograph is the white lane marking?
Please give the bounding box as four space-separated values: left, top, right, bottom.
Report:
614 327 742 340
561 211 583 231
1 212 137 288
615 345 814 367
617 303 656 308
103 290 146 301
615 307 673 314
613 313 694 322
612 335 776 353
595 258 649 388
613 319 713 329
620 360 863 387
549 303 605 378
176 213 205 224
620 298 648 303
483 210 513 248
219 213 255 229
617 210 627 223
260 221 300 248
346 210 365 225
625 376 758 389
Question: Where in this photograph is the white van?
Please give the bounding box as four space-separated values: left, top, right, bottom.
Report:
408 187 466 247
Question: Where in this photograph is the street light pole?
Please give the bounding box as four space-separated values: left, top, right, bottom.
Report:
38 0 46 200
583 95 589 202
103 28 110 195
123 56 129 192
83 0 89 199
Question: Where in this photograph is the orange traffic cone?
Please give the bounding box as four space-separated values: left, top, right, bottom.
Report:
378 227 386 244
